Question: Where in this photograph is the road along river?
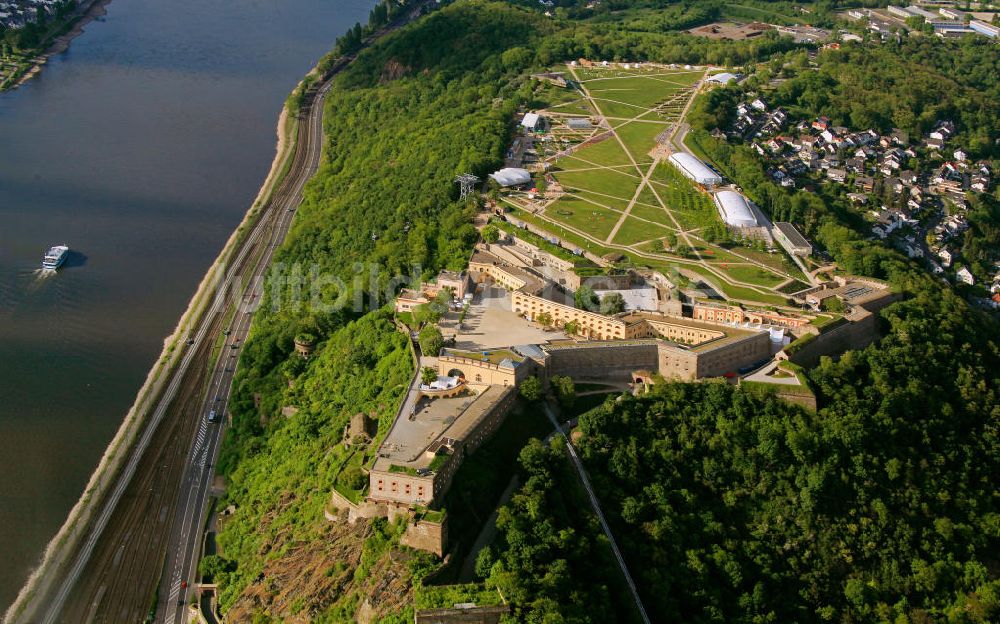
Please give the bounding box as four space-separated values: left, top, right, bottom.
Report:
0 0 375 611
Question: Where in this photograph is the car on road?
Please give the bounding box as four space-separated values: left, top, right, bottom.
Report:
208 409 220 424
223 328 231 336
185 338 195 346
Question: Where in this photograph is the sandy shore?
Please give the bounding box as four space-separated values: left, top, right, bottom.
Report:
3 98 298 624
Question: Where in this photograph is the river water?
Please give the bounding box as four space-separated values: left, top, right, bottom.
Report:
0 0 372 608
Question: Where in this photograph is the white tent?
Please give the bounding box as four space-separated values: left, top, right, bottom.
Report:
714 191 758 228
707 72 739 84
668 152 724 186
489 168 533 187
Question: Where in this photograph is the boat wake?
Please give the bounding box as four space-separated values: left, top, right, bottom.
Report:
34 268 57 280
26 268 58 291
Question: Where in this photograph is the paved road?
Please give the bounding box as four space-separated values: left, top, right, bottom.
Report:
9 6 426 623
156 4 434 618
157 76 334 624
26 75 327 623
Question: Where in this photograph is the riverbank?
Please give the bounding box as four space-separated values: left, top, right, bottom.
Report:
0 0 111 91
2 93 301 624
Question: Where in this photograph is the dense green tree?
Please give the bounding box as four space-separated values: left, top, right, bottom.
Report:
662 231 678 251
599 292 625 315
550 375 576 409
420 366 438 385
417 325 444 356
519 375 542 402
481 224 501 243
575 285 599 311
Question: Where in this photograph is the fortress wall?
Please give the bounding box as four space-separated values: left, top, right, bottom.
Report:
512 291 626 340
696 332 772 377
438 354 518 387
786 309 879 368
401 517 448 558
545 343 659 381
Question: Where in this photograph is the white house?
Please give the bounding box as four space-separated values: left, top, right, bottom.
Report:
521 112 543 131
956 266 975 285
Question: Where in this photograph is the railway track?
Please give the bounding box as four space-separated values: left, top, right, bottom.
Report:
16 4 432 621
34 87 327 623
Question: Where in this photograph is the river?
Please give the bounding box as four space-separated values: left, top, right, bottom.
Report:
0 0 373 608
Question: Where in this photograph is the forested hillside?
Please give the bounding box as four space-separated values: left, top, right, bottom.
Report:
213 2 552 617
211 0 1000 620
477 269 999 622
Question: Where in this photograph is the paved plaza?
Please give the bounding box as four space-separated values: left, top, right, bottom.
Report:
439 285 567 351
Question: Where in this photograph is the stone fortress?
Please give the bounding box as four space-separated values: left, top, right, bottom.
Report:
330 225 894 557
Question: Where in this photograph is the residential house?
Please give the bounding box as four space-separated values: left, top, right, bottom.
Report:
812 116 831 131
956 266 975 285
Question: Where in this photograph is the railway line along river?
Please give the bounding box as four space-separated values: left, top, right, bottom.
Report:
0 0 373 610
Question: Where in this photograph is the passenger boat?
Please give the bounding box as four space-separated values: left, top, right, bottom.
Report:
42 245 69 270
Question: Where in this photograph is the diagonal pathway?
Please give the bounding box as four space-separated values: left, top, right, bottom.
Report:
600 69 708 247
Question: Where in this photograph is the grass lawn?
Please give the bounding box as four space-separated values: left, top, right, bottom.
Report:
506 206 615 257
556 156 635 173
650 70 703 87
669 204 722 231
547 99 595 116
554 167 641 200
778 279 811 294
727 244 806 277
614 121 667 161
713 281 791 306
574 67 643 81
717 263 787 288
698 245 750 264
628 200 675 228
591 97 650 120
612 215 672 246
531 82 584 109
650 159 700 189
562 136 635 167
571 189 633 211
683 127 716 165
545 196 621 240
586 77 684 109
634 185 663 208
645 162 719 230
